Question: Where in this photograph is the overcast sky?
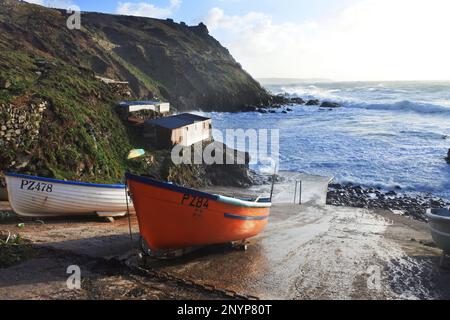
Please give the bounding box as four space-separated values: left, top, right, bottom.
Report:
27 0 450 81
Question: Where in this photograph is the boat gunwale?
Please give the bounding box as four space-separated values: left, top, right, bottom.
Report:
5 173 126 189
216 195 272 208
126 173 272 208
426 212 450 222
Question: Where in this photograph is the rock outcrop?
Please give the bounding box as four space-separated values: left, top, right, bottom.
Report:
0 0 267 185
152 141 254 188
290 97 305 105
0 0 270 112
320 101 341 109
306 99 320 106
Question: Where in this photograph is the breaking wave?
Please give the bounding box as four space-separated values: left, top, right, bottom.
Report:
205 80 450 199
345 100 450 115
274 81 450 115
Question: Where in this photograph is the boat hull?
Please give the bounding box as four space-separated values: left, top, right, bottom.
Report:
427 210 450 253
126 174 271 251
5 173 133 217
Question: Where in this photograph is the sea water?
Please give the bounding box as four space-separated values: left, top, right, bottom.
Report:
202 80 450 200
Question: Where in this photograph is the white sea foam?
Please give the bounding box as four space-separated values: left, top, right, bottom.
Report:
272 81 450 114
204 81 450 200
346 100 450 114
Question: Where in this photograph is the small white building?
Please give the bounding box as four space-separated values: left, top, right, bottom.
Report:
144 113 212 148
119 100 170 114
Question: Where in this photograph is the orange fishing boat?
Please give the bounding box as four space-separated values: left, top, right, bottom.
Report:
126 173 272 253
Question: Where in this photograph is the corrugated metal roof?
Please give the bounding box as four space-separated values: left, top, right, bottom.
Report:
145 113 211 129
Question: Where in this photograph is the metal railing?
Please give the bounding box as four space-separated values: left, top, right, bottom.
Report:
294 180 302 205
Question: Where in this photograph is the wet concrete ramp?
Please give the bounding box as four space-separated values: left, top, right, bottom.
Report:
145 204 450 300
2 200 450 300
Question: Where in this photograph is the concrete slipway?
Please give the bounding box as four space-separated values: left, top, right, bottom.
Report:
0 175 449 300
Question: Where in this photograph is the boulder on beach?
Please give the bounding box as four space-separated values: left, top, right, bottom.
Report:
320 101 341 109
271 94 290 105
306 99 320 106
242 105 258 112
291 97 305 105
326 184 449 222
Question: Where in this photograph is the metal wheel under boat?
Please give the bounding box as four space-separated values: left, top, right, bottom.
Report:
139 236 201 260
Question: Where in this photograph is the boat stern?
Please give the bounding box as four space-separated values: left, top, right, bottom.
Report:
427 209 450 253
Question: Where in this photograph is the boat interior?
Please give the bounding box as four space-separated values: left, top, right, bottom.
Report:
431 208 450 217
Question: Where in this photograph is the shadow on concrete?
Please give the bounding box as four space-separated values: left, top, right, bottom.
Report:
0 233 264 290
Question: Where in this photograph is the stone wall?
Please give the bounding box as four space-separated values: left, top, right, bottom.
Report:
109 82 132 98
0 100 49 169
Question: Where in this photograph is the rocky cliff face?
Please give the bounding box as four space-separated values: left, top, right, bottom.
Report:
0 0 260 185
0 0 270 112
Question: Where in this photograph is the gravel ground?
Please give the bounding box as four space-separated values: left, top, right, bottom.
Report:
1 199 450 300
327 184 450 222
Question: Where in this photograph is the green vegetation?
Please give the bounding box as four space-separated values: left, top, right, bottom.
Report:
0 0 259 185
0 232 32 268
109 51 163 98
0 51 38 103
0 50 152 183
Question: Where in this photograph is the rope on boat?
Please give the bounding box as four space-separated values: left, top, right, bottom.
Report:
5 230 11 244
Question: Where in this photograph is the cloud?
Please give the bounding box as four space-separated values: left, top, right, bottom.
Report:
204 7 320 78
205 0 450 81
25 0 45 4
116 0 181 19
26 0 76 8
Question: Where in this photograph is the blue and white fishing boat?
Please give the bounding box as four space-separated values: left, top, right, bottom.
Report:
5 173 133 218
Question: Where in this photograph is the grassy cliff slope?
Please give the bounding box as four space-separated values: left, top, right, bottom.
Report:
0 0 270 112
0 0 259 184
